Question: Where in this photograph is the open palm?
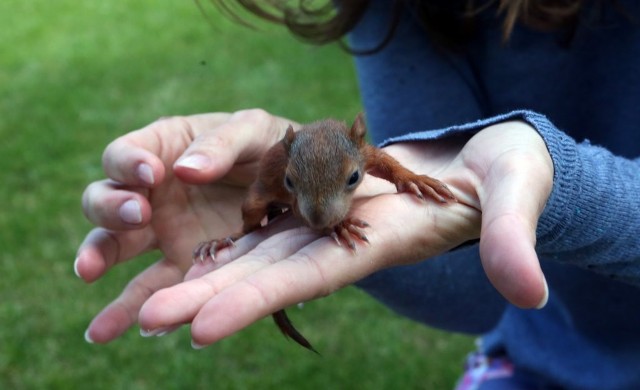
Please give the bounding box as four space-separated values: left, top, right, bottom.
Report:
78 110 297 342
125 118 553 347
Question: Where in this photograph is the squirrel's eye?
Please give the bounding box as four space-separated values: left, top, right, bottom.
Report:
284 175 294 191
347 170 360 187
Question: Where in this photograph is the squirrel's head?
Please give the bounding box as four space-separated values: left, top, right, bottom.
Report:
282 113 367 231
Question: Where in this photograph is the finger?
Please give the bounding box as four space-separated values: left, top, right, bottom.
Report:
173 109 297 185
84 258 185 343
188 196 479 347
479 166 552 309
102 134 166 188
189 240 364 347
480 212 548 309
75 227 156 283
82 180 152 230
138 225 319 333
101 113 233 187
185 211 303 279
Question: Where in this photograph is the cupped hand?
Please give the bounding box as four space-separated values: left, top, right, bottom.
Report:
134 120 553 348
76 109 298 343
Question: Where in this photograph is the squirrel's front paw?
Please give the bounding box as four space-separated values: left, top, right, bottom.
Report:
330 217 370 251
192 237 236 263
397 175 456 204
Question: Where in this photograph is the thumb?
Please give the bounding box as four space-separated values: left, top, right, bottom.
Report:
478 162 551 309
173 109 294 185
480 212 548 309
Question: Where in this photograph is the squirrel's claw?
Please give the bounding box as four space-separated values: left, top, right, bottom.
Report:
331 217 370 251
398 175 456 204
192 237 236 263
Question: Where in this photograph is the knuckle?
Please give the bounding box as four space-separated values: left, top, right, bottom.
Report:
82 180 134 227
195 131 232 152
81 181 111 223
231 108 293 146
231 108 272 126
81 184 97 221
152 115 196 139
242 277 271 308
152 115 186 126
101 137 125 169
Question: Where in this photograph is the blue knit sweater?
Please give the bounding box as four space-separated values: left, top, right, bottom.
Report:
348 1 640 389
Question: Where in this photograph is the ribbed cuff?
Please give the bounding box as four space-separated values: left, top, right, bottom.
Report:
377 109 579 249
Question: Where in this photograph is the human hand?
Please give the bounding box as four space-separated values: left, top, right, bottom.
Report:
77 109 298 343
457 121 553 309
136 120 552 347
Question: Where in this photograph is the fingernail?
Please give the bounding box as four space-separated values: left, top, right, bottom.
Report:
137 163 155 185
536 276 549 309
119 199 142 224
140 325 180 337
191 340 206 350
73 257 81 278
84 328 95 344
156 327 179 337
175 154 211 171
140 328 157 337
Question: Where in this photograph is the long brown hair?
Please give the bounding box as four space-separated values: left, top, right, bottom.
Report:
207 0 621 51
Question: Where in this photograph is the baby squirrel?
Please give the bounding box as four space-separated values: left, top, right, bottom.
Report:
193 112 456 352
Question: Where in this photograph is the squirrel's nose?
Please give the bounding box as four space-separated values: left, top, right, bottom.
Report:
305 209 331 230
297 197 347 230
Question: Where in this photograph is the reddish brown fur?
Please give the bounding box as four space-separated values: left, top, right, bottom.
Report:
240 138 292 233
193 112 456 352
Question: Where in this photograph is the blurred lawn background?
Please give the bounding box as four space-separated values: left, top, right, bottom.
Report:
0 1 474 388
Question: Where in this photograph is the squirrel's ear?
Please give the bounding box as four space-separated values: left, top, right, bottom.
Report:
349 112 367 146
283 125 295 153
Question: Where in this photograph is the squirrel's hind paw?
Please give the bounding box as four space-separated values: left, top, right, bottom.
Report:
192 237 236 263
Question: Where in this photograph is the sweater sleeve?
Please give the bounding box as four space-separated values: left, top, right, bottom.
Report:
379 110 640 286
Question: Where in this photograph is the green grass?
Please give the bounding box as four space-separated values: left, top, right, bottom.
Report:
0 1 474 388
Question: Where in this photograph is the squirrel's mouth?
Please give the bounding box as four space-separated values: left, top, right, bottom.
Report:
302 210 347 231
295 194 351 231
